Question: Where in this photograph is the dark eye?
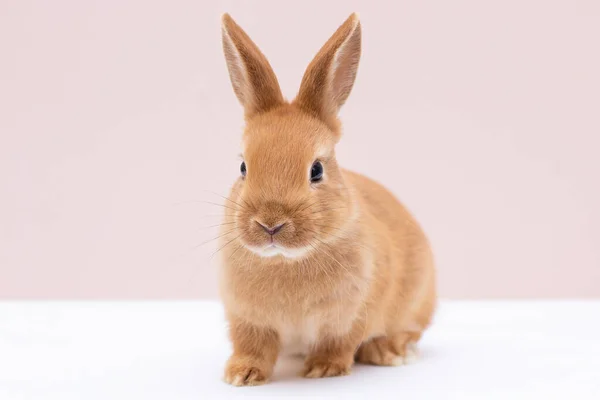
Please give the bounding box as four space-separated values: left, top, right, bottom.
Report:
310 161 323 183
240 161 247 177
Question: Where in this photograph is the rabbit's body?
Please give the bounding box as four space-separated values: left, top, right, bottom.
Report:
218 14 436 385
220 168 435 357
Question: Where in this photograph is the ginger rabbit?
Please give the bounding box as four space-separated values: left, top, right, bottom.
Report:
218 13 436 386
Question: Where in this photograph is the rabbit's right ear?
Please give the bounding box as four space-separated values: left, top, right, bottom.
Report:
221 14 284 118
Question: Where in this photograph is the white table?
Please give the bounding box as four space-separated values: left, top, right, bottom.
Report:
1 301 599 399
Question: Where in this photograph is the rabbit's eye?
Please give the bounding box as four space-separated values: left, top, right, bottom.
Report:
240 161 247 177
310 161 323 183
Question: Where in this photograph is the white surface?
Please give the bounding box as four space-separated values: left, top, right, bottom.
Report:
1 301 599 399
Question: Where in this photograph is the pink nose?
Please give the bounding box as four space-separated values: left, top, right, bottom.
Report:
256 221 285 236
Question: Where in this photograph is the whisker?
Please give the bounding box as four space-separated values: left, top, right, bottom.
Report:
173 200 240 212
305 227 369 252
228 187 253 210
210 234 242 260
226 243 245 262
242 248 255 271
200 201 240 212
308 221 344 227
306 244 335 289
198 221 237 230
306 206 347 215
198 214 235 219
295 200 320 214
307 248 342 330
311 223 348 234
193 228 237 249
308 236 362 292
199 189 248 211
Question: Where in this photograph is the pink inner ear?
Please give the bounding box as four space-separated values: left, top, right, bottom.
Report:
222 30 248 106
331 25 361 109
221 15 285 118
293 15 362 127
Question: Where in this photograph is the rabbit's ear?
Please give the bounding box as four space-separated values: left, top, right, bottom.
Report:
294 13 361 123
221 14 284 118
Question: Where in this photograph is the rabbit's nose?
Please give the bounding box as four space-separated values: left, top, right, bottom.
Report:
255 221 286 236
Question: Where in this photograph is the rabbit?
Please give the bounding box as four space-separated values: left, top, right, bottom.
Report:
218 12 436 386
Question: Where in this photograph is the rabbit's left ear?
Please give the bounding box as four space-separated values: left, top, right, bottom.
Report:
221 14 285 118
294 13 361 123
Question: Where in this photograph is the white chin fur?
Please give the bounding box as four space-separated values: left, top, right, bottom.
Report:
246 244 310 259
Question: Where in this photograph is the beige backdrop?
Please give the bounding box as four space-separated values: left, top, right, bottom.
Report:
1 0 599 299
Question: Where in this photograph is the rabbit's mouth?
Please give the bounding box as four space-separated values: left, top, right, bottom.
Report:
245 243 311 259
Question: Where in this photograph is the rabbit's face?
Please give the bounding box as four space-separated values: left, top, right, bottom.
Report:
231 106 352 259
220 12 361 258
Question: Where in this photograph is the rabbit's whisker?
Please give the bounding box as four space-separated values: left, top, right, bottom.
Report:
193 228 237 249
199 214 235 219
199 189 249 211
307 235 362 293
197 221 237 230
210 234 242 260
295 200 320 214
175 200 241 212
226 243 245 262
306 206 347 215
228 187 254 210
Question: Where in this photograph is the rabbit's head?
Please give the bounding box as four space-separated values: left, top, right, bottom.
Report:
221 13 361 258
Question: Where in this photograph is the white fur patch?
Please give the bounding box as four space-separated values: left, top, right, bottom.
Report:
279 316 320 357
246 244 311 259
314 143 332 160
392 342 419 365
231 374 244 386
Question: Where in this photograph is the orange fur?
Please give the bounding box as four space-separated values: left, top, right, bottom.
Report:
219 13 436 386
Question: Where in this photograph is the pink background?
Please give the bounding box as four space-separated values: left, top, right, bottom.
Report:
1 1 599 299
